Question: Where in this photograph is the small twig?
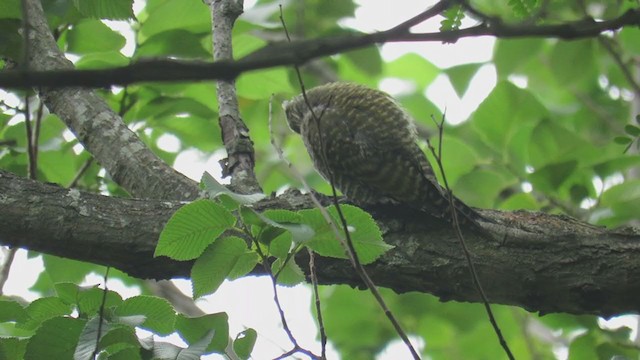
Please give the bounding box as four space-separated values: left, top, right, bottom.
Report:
601 35 640 103
326 185 421 360
0 248 18 296
68 158 94 188
117 86 131 117
386 0 453 34
251 230 321 359
250 228 295 344
427 114 514 360
91 266 111 360
23 95 37 179
273 346 321 360
513 310 542 360
32 99 43 168
308 249 327 359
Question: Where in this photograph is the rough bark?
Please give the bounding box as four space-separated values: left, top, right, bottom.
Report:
20 0 199 201
209 0 262 194
1 169 638 318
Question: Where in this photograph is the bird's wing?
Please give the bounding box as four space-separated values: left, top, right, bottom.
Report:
315 105 446 204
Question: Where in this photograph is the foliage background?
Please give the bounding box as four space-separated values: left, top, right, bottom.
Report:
0 0 639 359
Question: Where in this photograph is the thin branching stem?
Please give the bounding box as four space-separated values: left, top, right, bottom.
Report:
427 114 514 360
92 266 111 360
252 232 321 359
308 249 327 359
0 248 17 296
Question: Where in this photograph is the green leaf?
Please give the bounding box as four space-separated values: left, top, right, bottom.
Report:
321 285 392 357
227 252 260 280
0 337 27 360
300 205 392 264
528 120 598 167
66 19 126 53
102 346 141 360
191 236 249 298
440 5 463 31
507 0 537 17
18 297 72 330
430 134 480 185
493 38 545 78
499 192 540 211
272 258 305 286
472 81 547 152
445 63 483 98
33 255 103 294
236 68 293 100
568 333 598 360
233 328 257 360
0 0 21 19
597 180 640 226
175 313 229 354
24 317 86 360
624 124 640 137
155 199 236 261
0 19 22 60
343 47 383 76
528 160 578 193
262 209 302 223
136 29 210 59
384 53 439 89
255 209 314 244
201 172 266 205
614 136 632 145
232 33 266 58
550 40 596 86
268 232 293 259
138 95 216 120
72 0 134 20
74 316 110 360
178 330 216 359
54 283 123 316
618 27 640 56
38 150 79 185
153 115 219 152
99 325 139 350
593 155 640 177
139 0 210 40
75 51 130 69
454 169 513 208
0 299 26 322
114 296 176 336
151 337 213 360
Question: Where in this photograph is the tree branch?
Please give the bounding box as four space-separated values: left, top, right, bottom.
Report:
1 168 638 318
19 0 199 200
2 7 638 89
209 0 262 194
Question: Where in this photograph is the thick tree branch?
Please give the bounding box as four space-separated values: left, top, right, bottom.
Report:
20 0 199 200
1 6 638 89
1 168 638 318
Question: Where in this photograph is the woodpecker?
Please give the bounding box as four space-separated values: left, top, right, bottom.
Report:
284 82 486 225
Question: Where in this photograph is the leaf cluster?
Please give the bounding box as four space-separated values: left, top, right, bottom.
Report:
155 173 392 299
0 285 237 360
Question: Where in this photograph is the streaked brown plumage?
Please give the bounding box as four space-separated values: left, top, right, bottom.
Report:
284 82 482 223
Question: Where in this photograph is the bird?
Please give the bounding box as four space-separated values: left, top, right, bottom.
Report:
283 82 488 227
